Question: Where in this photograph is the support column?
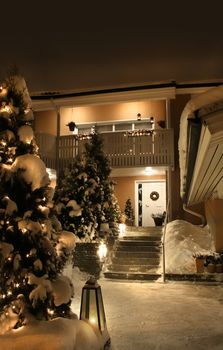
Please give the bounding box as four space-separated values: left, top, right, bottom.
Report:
205 198 223 253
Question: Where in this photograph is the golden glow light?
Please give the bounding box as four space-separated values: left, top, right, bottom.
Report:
97 242 107 261
89 316 97 325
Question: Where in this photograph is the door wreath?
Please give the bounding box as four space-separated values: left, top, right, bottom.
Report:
150 191 159 201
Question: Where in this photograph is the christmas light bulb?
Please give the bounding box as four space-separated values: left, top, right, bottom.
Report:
47 308 54 316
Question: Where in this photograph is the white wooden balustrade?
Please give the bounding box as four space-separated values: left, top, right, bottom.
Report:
35 129 174 172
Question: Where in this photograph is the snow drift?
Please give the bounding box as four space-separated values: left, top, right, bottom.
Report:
165 220 214 273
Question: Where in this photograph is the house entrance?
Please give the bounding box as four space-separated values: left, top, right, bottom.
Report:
135 181 166 226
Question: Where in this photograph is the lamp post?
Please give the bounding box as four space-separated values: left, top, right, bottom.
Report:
80 277 111 349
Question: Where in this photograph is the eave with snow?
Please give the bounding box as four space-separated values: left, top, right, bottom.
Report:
179 85 223 252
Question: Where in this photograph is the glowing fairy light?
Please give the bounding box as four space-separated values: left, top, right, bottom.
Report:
7 290 12 296
47 308 54 316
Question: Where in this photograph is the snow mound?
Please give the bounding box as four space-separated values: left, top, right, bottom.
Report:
11 154 50 191
165 220 214 273
0 318 101 350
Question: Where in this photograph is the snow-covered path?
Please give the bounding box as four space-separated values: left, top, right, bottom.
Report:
71 277 223 350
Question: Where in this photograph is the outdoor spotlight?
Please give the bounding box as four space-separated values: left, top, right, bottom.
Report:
80 277 111 349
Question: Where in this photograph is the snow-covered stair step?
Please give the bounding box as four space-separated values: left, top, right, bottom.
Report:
116 239 160 247
114 251 161 258
107 264 161 273
103 271 161 281
112 256 160 265
125 225 162 232
121 235 162 241
114 244 161 252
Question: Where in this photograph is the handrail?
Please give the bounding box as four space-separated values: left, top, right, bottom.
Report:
162 199 170 283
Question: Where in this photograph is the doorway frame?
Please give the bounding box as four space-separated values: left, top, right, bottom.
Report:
134 179 167 227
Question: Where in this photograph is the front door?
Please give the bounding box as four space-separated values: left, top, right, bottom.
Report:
137 181 166 226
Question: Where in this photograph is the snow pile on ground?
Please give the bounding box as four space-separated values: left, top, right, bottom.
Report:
165 219 214 273
0 318 101 350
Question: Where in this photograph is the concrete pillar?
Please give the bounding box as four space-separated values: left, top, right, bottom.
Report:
205 198 223 253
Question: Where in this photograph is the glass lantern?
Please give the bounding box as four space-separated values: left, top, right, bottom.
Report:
80 277 111 348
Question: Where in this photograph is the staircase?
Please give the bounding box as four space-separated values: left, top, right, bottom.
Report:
104 226 163 281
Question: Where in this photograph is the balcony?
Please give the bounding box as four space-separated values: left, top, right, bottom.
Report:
35 129 174 172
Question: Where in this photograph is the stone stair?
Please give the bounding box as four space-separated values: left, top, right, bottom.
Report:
104 226 163 281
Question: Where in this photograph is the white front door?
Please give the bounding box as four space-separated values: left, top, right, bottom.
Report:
137 181 166 226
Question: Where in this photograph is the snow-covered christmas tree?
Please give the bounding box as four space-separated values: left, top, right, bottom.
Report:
84 131 121 237
0 75 75 335
124 198 134 225
54 155 99 241
55 130 121 241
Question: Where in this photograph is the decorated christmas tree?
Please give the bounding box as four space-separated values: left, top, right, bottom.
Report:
0 75 75 335
124 198 134 225
54 155 99 241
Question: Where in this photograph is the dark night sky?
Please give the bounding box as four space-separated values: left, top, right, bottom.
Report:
1 1 223 93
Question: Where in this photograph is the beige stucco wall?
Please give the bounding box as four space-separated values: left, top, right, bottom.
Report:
60 100 166 135
34 110 57 136
112 175 166 214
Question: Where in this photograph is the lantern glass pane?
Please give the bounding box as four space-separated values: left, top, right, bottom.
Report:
97 288 105 331
80 289 87 319
89 290 98 327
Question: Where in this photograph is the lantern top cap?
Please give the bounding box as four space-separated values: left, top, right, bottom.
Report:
85 276 99 287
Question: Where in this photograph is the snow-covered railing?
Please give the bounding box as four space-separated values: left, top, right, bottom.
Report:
162 199 170 283
35 133 57 169
36 129 174 171
102 129 174 168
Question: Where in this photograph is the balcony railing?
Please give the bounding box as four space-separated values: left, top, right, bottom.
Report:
35 129 174 172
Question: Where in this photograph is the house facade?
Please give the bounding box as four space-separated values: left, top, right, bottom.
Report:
31 81 223 227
